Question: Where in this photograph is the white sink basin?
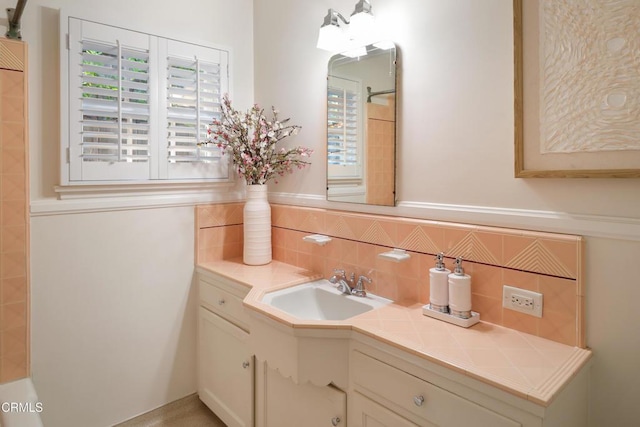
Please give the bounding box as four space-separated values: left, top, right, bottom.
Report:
261 279 392 321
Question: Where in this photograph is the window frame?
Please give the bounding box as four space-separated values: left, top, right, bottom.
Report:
60 13 233 188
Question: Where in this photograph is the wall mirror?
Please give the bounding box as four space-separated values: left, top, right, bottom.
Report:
326 41 397 206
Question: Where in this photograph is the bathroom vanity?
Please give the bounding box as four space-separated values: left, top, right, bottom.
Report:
198 269 253 427
196 259 591 427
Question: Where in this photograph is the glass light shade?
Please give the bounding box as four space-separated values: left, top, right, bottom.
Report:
341 46 367 58
348 11 375 42
317 24 345 51
373 40 395 50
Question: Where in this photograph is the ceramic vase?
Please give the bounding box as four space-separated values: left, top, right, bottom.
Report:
243 184 272 265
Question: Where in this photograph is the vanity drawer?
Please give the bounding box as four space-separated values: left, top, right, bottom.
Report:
199 274 250 331
351 351 521 427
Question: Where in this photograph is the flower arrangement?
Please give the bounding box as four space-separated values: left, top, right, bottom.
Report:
202 94 312 185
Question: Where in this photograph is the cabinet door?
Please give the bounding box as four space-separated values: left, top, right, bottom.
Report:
261 364 346 427
349 392 423 427
198 307 253 427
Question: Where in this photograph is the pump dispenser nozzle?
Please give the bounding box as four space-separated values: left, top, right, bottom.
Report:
453 257 465 275
434 252 446 271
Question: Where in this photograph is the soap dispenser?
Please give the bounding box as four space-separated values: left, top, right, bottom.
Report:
429 252 450 313
448 257 472 319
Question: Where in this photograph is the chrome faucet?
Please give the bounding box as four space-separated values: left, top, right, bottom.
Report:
351 275 372 297
329 269 355 295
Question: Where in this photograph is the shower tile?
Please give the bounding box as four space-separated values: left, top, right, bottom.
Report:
1 96 24 122
1 301 25 330
0 351 27 383
0 71 23 97
1 200 26 226
1 225 25 253
1 326 26 356
1 276 26 304
1 122 23 148
1 147 25 175
0 173 25 201
0 252 25 279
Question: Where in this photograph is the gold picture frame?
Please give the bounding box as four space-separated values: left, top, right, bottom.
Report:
514 0 640 178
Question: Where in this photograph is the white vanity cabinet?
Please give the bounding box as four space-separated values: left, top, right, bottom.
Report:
349 350 519 427
348 339 589 427
256 362 347 427
198 271 254 427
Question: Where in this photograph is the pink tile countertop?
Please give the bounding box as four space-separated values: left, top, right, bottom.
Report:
197 258 592 407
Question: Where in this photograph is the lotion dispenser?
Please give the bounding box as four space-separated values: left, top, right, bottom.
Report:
448 257 472 319
429 252 450 313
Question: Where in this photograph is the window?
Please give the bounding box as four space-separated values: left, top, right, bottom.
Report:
327 75 362 180
62 17 230 184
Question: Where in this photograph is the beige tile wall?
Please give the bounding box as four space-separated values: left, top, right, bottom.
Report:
195 203 585 348
0 38 29 383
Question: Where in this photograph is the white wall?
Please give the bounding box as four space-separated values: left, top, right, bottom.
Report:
0 0 253 426
254 1 640 426
30 207 197 426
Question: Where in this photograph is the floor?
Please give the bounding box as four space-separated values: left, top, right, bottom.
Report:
115 394 226 427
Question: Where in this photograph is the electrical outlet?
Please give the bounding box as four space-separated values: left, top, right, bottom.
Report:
503 285 543 318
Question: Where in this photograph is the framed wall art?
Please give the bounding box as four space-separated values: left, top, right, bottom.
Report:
514 0 640 178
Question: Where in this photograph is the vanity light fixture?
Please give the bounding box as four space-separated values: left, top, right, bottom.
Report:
317 0 375 53
316 8 349 52
348 0 375 41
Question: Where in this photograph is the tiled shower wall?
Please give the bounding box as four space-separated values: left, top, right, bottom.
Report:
0 39 29 383
196 203 585 348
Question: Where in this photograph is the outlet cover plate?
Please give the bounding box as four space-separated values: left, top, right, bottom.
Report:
503 285 543 318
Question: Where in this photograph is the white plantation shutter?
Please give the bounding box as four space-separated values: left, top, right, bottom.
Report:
327 76 361 178
68 19 157 181
64 17 230 183
161 40 229 180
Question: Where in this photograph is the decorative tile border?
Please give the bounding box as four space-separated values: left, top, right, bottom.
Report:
272 205 582 280
195 203 585 348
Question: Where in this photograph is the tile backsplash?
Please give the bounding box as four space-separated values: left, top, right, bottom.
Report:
196 203 585 348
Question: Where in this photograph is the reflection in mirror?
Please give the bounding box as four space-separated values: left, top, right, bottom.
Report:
326 41 397 206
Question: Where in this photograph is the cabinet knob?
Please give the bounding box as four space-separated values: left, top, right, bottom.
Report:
242 361 250 369
331 416 341 426
413 395 425 406
218 299 225 305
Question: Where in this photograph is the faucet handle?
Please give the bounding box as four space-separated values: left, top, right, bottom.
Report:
352 275 371 297
358 275 372 284
329 269 346 284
